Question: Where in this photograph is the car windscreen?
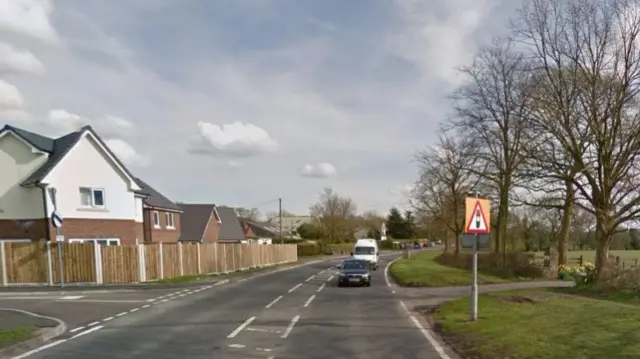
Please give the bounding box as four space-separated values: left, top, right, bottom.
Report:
354 246 375 255
342 260 367 270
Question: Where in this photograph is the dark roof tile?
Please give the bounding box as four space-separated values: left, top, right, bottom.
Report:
134 178 181 212
178 204 217 242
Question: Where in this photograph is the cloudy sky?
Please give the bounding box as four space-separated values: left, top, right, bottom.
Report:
0 0 516 215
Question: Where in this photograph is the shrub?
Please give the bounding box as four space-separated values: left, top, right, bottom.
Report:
558 262 596 286
437 252 545 278
297 243 321 256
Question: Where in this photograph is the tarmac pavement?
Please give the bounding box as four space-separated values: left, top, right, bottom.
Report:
3 251 455 359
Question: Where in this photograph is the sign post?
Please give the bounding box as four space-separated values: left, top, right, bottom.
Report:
49 188 65 288
464 195 491 321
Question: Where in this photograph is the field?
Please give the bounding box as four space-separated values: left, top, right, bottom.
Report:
389 251 512 287
533 250 640 266
432 288 640 358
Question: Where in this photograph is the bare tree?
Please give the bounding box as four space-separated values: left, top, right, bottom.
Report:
310 188 358 243
512 0 640 277
413 135 478 253
361 210 385 237
235 207 261 221
449 37 534 256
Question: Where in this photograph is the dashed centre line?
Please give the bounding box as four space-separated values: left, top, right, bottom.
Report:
265 295 283 309
303 294 316 307
317 283 326 292
288 283 303 293
305 275 315 281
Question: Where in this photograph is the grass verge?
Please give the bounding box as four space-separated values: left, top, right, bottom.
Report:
389 251 512 287
0 326 37 349
432 288 640 358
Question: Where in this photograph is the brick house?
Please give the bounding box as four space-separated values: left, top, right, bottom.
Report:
134 178 182 243
178 204 221 243
0 125 145 245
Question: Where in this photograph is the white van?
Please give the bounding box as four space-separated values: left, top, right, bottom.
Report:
353 239 379 270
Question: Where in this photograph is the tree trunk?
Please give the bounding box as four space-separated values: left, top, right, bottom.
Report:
556 181 574 266
497 186 510 264
594 235 610 281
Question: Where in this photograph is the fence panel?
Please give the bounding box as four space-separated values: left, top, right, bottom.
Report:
1 242 298 285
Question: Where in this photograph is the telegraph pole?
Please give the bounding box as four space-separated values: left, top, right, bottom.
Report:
278 198 283 243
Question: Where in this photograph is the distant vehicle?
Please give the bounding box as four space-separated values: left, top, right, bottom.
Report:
336 259 372 287
353 238 379 270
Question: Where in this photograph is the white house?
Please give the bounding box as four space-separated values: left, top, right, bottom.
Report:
0 124 146 245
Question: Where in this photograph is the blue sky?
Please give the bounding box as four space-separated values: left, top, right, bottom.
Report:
0 0 516 215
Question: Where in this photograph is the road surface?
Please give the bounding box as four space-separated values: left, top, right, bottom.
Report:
10 253 453 359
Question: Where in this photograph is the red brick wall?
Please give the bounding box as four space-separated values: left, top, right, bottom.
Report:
0 218 139 244
0 219 48 240
143 209 180 243
202 214 219 243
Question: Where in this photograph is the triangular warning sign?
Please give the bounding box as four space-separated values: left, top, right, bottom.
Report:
466 201 488 233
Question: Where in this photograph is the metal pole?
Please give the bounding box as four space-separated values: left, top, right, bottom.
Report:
470 232 478 321
50 187 64 288
278 198 283 243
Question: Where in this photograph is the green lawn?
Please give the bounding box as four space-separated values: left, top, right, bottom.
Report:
0 326 37 349
433 288 640 359
389 251 511 287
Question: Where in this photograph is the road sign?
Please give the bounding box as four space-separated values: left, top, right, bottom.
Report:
56 235 64 242
461 233 491 250
51 210 63 228
465 197 491 234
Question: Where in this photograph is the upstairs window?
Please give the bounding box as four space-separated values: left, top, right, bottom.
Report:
79 187 105 208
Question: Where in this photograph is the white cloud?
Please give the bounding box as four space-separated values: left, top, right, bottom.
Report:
0 0 59 45
0 43 44 74
47 109 87 133
104 138 149 167
301 162 337 178
0 80 24 108
46 109 136 139
189 121 279 158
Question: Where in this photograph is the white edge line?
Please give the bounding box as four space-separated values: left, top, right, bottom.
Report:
265 295 283 309
227 316 256 338
317 283 326 292
281 315 300 338
9 339 67 359
71 325 104 339
288 283 303 293
303 294 315 307
399 300 450 359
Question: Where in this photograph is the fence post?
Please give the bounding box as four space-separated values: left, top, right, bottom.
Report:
46 241 53 285
579 255 583 266
93 241 103 284
0 241 6 286
222 244 227 273
138 244 146 282
231 245 236 271
213 243 218 274
197 243 202 274
178 242 184 276
616 256 621 266
158 243 164 279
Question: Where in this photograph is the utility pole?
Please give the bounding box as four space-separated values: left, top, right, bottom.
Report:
278 198 283 243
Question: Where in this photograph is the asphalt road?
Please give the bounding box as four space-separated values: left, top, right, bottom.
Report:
8 253 454 359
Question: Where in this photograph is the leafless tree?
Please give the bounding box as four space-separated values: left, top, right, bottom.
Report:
413 135 478 253
310 188 358 243
235 207 261 221
512 0 640 277
448 37 534 255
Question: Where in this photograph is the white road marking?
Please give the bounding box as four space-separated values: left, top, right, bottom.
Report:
265 295 283 309
257 347 273 352
69 326 84 333
399 301 451 359
87 321 100 327
9 339 66 359
303 294 316 307
130 308 139 312
281 315 300 338
317 283 326 292
227 316 256 338
384 256 401 294
70 325 103 339
142 304 151 308
116 312 127 317
103 316 114 322
146 298 156 302
319 270 325 274
327 275 334 281
228 344 245 348
60 295 85 300
288 283 303 293
305 275 315 281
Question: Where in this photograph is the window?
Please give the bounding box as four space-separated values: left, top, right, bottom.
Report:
166 213 175 229
68 238 120 246
79 187 105 208
153 211 160 228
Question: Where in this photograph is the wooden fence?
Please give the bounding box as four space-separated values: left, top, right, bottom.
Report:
0 242 298 286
